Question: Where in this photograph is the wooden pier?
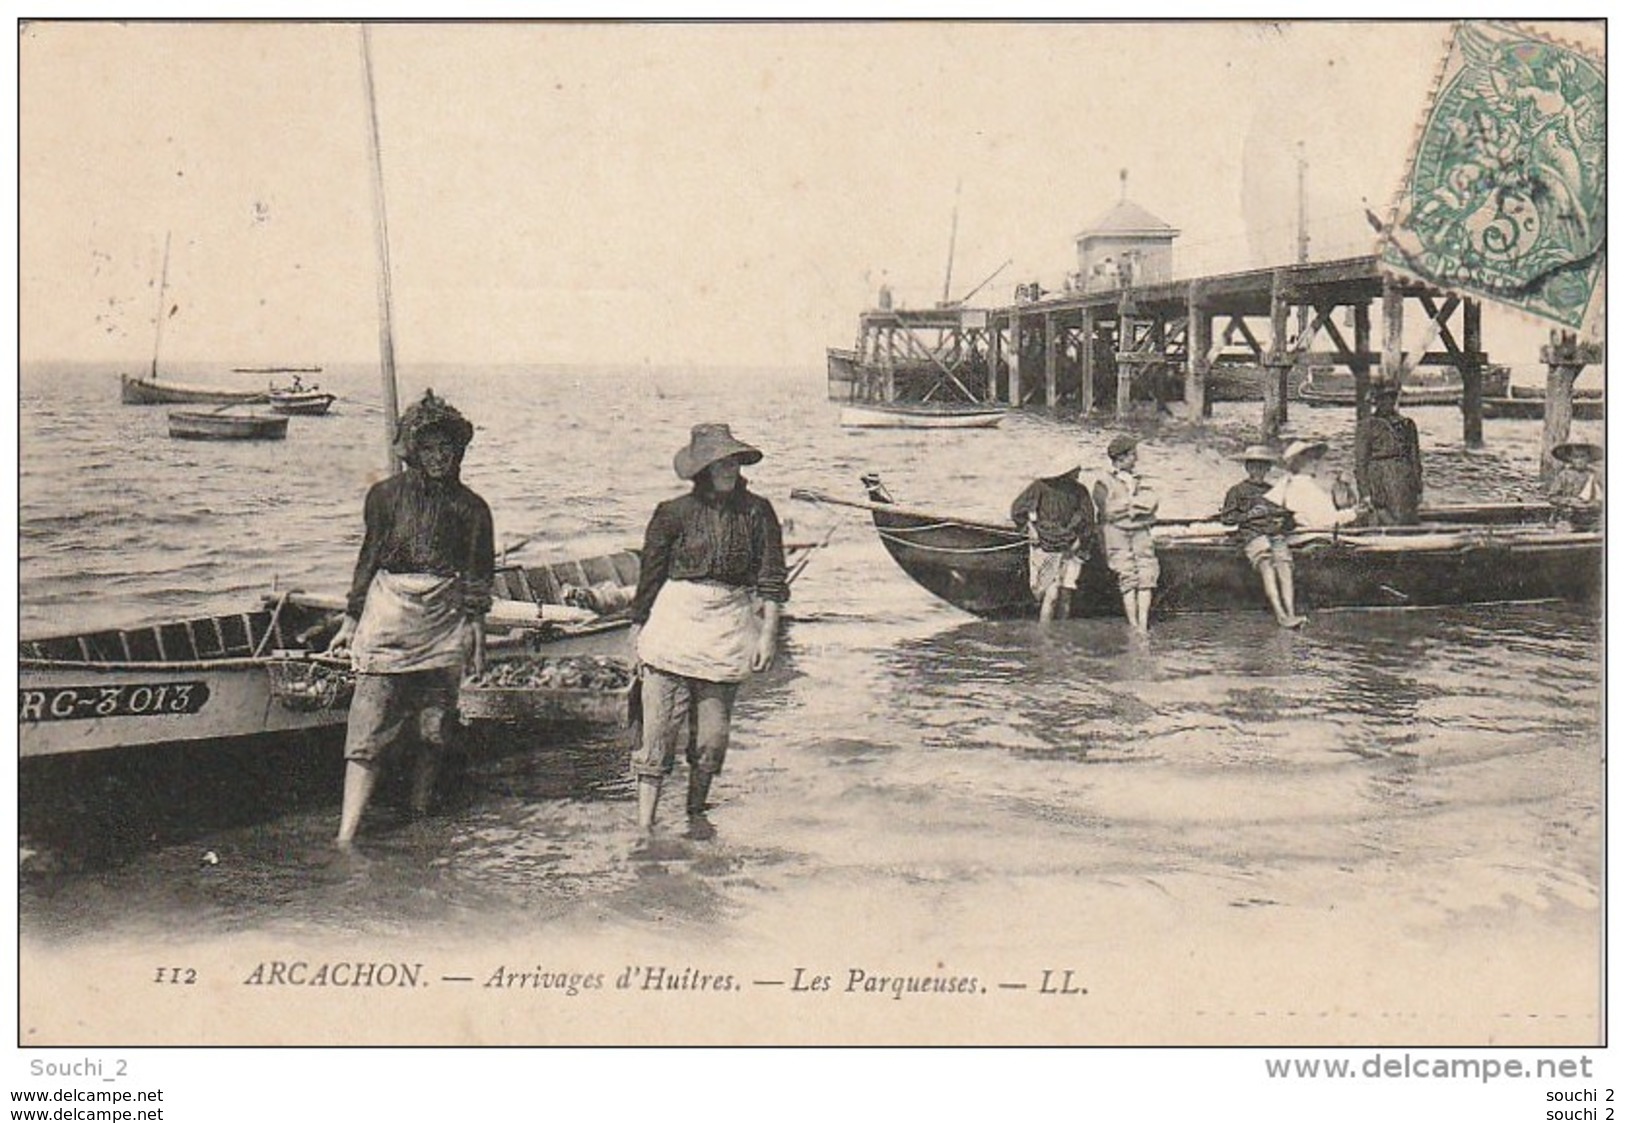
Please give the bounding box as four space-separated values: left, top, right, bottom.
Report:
836 180 1599 466
843 255 1508 440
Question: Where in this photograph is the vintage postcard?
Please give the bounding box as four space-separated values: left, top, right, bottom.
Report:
9 16 1609 1104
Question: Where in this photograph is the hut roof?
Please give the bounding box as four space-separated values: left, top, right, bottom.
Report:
1077 199 1179 241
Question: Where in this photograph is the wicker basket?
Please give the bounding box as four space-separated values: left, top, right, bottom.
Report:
266 656 356 712
459 656 638 727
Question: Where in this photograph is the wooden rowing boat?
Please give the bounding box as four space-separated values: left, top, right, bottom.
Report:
839 401 1005 430
19 542 821 758
1482 394 1604 421
792 475 1600 621
168 410 290 440
19 599 345 758
122 374 269 406
267 388 338 415
1296 365 1510 408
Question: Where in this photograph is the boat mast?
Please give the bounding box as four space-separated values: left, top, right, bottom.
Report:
149 231 172 381
360 25 402 475
940 178 961 306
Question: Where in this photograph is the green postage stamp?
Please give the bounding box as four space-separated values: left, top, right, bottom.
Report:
1381 21 1604 330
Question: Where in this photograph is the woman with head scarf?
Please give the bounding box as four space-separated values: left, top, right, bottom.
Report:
628 423 790 838
328 389 494 847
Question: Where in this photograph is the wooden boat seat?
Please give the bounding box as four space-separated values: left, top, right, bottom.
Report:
495 549 640 609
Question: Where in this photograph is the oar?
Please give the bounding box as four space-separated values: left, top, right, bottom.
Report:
784 514 847 585
284 590 597 629
790 488 1013 534
793 486 1220 531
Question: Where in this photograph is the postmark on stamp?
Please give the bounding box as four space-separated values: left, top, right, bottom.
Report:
1380 21 1604 330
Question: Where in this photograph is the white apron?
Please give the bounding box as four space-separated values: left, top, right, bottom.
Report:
637 579 758 683
351 572 468 674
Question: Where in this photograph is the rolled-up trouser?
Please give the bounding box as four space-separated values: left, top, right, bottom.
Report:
1242 533 1293 571
343 666 461 765
1102 524 1159 593
632 666 740 780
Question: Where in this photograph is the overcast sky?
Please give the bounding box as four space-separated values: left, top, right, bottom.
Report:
17 20 1590 370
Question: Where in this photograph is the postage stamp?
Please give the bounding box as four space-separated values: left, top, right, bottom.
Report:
1380 20 1605 331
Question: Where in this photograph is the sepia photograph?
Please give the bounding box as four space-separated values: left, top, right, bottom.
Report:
9 14 1609 1112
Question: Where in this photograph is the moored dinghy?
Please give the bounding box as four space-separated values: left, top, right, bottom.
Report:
838 401 1006 429
168 409 290 440
267 388 338 415
122 374 271 406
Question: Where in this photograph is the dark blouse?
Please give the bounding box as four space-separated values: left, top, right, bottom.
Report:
345 469 496 619
1010 476 1095 553
1220 477 1293 541
628 483 790 625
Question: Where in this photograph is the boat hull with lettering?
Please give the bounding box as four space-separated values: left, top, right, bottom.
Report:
19 544 820 758
20 601 346 759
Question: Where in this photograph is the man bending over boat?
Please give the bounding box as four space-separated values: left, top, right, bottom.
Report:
1011 450 1096 622
1093 434 1159 635
1220 445 1305 628
327 390 494 848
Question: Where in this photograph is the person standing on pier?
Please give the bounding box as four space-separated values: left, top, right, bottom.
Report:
1011 451 1096 623
327 390 494 848
628 423 790 839
1093 434 1160 634
1220 446 1305 629
1354 384 1423 524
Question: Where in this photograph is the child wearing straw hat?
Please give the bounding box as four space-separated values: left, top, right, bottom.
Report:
1220 445 1305 628
1546 442 1604 531
1010 449 1096 622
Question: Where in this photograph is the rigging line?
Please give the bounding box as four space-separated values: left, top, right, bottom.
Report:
876 532 1026 554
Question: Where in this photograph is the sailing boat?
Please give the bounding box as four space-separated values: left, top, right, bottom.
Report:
120 232 270 405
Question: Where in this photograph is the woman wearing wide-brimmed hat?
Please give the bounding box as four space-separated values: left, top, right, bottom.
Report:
627 423 790 837
1220 445 1304 628
1009 448 1096 622
328 389 495 847
1546 441 1604 530
1266 439 1365 530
